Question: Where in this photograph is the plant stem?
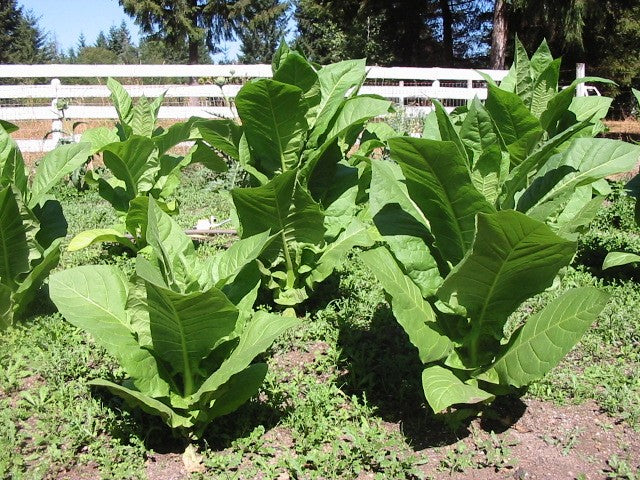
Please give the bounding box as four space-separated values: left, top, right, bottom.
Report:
281 231 295 288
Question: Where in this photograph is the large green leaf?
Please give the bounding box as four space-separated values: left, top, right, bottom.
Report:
485 84 543 164
68 228 136 252
201 363 268 426
235 79 308 176
603 252 640 269
389 137 495 265
273 51 319 107
108 77 133 125
323 95 392 142
422 365 493 413
12 239 61 318
360 247 452 364
512 36 533 105
194 311 300 403
146 198 197 290
49 265 171 397
490 287 609 387
433 101 468 164
32 199 67 249
438 211 575 362
539 77 612 134
29 143 92 207
529 59 561 118
145 282 239 396
192 119 242 161
232 170 325 261
89 379 191 429
0 187 30 290
101 136 157 196
130 96 156 138
568 96 612 124
459 98 500 166
529 39 554 79
518 139 640 217
0 125 28 193
81 126 120 154
216 231 275 284
500 119 593 210
369 159 443 296
0 283 11 329
310 219 374 284
309 59 367 144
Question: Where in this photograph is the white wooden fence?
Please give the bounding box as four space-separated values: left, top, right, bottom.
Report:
0 64 514 152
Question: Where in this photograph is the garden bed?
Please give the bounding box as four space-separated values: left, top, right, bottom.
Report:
1 167 639 479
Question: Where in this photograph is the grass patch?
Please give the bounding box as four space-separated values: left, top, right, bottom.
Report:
1 172 639 478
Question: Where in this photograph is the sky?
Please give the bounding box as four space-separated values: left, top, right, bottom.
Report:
18 0 241 61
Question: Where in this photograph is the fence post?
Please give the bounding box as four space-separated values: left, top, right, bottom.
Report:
398 79 405 108
50 78 62 144
576 63 586 97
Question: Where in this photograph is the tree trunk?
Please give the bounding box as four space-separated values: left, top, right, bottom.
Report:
188 37 199 65
440 0 454 66
490 0 508 69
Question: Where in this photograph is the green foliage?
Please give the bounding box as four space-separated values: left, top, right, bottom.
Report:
0 123 91 328
228 43 390 306
51 199 299 438
71 78 234 251
357 42 632 414
234 0 288 64
423 41 638 239
119 0 236 63
293 0 492 66
362 155 610 414
0 0 55 65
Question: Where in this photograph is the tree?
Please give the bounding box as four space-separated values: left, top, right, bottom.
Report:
107 21 139 63
138 36 212 63
438 0 493 67
118 0 237 64
75 46 118 64
234 0 288 63
294 0 440 66
489 0 508 68
0 0 56 64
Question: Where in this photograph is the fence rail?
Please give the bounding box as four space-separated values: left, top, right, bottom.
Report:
0 63 520 152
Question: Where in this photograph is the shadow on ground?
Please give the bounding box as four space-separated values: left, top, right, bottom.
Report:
335 301 527 450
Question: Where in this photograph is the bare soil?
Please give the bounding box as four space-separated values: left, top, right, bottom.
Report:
72 397 635 480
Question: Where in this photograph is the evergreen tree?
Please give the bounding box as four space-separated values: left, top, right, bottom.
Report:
107 21 139 63
0 0 55 63
77 32 87 50
234 0 288 63
294 0 440 66
138 36 212 64
118 0 237 64
95 31 109 49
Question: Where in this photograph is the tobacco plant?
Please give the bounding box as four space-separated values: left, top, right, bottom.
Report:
50 198 298 438
362 142 612 414
0 122 92 328
359 41 640 414
422 40 635 239
71 78 238 252
229 43 390 306
602 89 640 269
